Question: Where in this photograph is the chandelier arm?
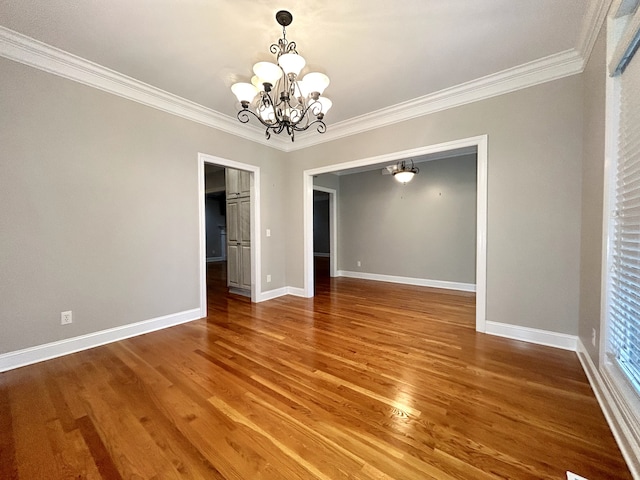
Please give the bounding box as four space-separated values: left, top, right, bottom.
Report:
237 108 279 130
271 123 287 137
270 38 298 58
236 109 253 124
288 98 324 127
285 41 297 54
290 118 326 134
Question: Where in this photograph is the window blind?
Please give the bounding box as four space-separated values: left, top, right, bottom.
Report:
609 41 640 394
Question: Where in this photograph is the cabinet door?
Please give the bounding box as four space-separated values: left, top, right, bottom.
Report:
226 200 239 243
240 245 252 290
227 244 240 287
225 168 239 198
239 198 251 244
239 170 251 197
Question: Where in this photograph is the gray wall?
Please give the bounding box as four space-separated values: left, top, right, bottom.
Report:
0 57 287 354
338 155 476 283
579 24 607 363
286 75 583 335
0 44 598 355
313 173 340 191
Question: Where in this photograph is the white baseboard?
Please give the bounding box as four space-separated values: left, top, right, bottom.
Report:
576 340 640 479
286 287 307 297
257 286 309 302
485 321 577 351
206 256 225 262
257 287 289 302
337 270 476 292
0 308 203 372
314 252 330 258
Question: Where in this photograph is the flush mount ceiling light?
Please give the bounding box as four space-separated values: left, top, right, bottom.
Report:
231 10 332 142
392 160 419 184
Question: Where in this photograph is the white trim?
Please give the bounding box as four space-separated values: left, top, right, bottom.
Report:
337 270 475 292
313 186 338 277
256 287 289 302
256 286 307 302
286 51 583 151
0 26 585 154
286 287 307 297
578 0 613 64
0 26 281 149
206 256 225 262
485 321 577 351
198 153 261 309
197 158 208 318
0 308 202 372
475 135 488 332
313 252 331 258
302 136 488 332
577 340 640 479
303 173 315 298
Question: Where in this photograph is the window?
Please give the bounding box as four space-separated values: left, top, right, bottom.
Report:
608 18 640 395
602 2 640 469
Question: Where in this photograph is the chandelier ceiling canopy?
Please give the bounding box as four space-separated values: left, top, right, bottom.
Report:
231 10 332 142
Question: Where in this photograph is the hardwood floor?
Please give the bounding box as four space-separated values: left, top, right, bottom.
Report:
0 261 632 479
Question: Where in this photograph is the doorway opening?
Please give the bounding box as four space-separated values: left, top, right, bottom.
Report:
312 186 337 293
203 164 228 305
302 135 487 332
198 153 261 317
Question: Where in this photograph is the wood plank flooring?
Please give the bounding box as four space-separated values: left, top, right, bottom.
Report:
0 260 632 479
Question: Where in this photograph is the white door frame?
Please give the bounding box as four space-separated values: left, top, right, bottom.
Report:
198 153 261 315
302 135 488 332
312 186 338 277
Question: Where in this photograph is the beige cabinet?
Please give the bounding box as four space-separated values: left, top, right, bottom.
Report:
226 169 251 199
226 169 251 294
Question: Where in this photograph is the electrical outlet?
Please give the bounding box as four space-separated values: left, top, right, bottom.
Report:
592 328 597 348
61 311 72 325
266 229 271 237
267 274 272 283
357 260 362 267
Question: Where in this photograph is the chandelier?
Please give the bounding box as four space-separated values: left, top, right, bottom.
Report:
392 160 419 184
231 10 332 142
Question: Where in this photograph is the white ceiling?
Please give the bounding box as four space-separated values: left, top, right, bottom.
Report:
0 0 591 126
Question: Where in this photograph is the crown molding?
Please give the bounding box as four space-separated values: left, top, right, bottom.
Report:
577 0 613 63
286 49 584 151
1 25 586 154
0 26 291 150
